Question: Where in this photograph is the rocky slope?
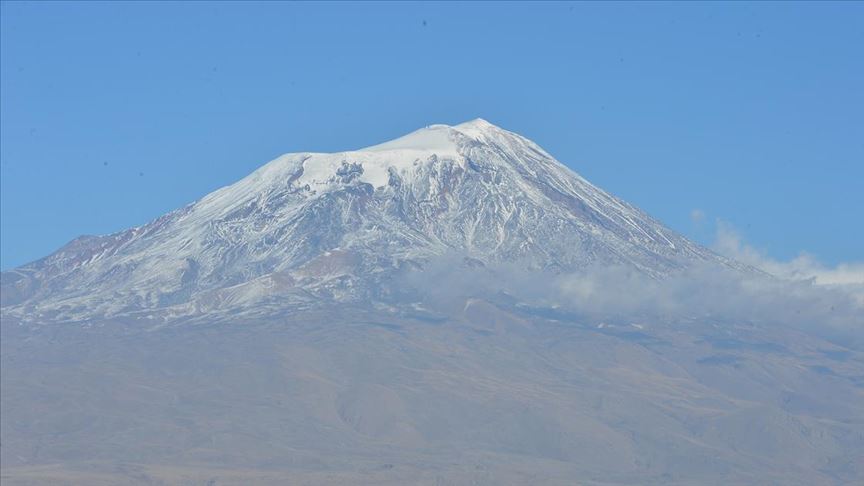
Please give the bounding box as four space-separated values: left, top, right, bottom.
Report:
1 119 732 323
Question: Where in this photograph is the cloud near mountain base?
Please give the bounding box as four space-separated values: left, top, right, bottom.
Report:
400 252 864 345
713 221 864 302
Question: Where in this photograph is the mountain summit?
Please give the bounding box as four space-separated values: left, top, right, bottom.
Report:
2 120 728 322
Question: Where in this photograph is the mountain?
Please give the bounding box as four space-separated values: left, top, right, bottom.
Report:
2 120 862 485
1 119 732 324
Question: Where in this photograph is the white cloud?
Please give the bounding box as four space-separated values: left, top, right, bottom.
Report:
689 208 706 224
712 221 864 302
399 252 864 340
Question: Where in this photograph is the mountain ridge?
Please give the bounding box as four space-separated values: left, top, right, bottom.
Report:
1 119 735 323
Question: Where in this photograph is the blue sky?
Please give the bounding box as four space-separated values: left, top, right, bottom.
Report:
1 1 862 269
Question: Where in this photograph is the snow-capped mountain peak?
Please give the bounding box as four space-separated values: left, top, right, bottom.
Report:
360 123 460 155
1 119 733 323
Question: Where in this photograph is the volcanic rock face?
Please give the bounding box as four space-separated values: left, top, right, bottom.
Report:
1 119 730 323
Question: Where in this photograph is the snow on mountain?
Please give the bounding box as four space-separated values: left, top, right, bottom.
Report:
3 120 863 485
1 119 733 323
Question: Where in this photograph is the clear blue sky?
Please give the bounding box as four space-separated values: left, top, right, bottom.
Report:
1 1 862 269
